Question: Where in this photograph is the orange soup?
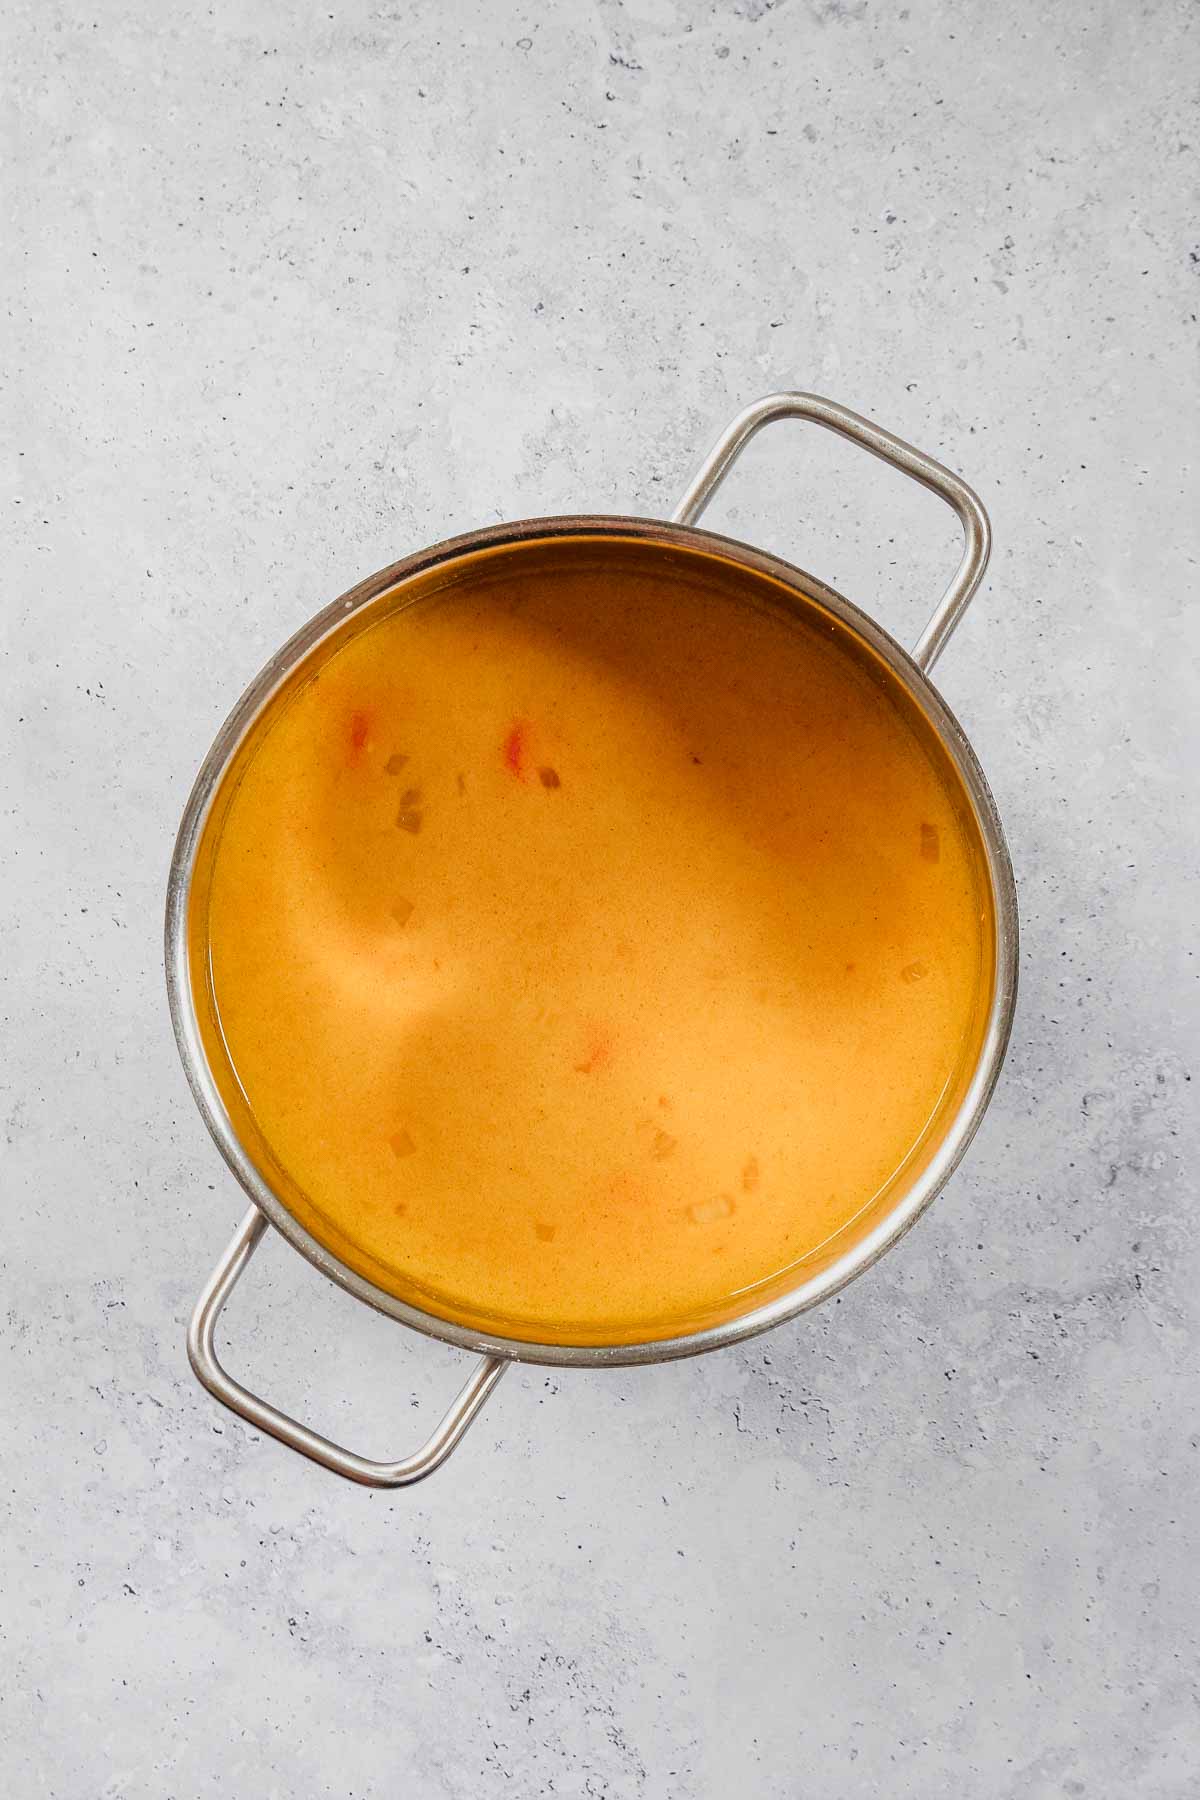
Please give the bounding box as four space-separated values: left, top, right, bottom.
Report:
189 538 994 1345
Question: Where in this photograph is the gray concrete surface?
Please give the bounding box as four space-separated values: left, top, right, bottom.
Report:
4 1 1197 1794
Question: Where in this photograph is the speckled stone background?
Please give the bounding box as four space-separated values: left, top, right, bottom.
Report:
4 1 1197 1794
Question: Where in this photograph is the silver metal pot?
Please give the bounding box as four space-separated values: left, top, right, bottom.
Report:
166 393 1017 1487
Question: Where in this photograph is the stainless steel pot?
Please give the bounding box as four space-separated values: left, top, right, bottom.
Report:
166 393 1017 1487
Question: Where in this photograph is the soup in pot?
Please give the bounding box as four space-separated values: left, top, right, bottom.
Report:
189 537 994 1346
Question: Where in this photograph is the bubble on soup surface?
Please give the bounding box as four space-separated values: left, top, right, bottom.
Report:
687 1194 736 1225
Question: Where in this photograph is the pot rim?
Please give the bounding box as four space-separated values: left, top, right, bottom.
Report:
165 513 1019 1369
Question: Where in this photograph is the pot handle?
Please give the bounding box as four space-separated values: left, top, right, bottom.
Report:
188 1206 509 1488
671 391 991 673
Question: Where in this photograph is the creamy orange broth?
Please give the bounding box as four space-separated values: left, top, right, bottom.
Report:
190 539 994 1345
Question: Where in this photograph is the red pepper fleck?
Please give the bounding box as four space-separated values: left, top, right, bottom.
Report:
502 719 530 780
348 711 370 758
573 1023 614 1075
605 1170 647 1210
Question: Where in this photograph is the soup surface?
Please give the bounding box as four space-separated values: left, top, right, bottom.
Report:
191 537 993 1345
